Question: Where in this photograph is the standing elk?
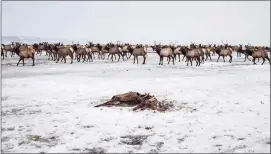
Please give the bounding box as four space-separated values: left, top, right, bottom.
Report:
215 41 233 63
153 41 175 65
107 42 124 62
88 42 102 59
196 44 205 64
1 44 5 59
2 42 15 57
131 45 148 64
12 43 35 66
53 44 74 64
185 43 201 66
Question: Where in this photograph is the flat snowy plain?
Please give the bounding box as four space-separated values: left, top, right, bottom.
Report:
1 51 270 153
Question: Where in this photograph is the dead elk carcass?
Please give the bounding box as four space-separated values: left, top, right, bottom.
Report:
94 92 173 112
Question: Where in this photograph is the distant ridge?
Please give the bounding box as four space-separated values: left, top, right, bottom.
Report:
1 36 85 44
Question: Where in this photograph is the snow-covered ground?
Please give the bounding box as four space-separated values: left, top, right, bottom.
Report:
1 52 270 153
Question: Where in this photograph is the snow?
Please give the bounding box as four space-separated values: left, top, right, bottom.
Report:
1 52 270 153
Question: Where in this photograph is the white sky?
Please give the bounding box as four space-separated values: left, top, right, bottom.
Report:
2 1 270 46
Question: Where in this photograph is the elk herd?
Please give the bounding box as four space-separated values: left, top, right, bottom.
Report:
1 41 270 66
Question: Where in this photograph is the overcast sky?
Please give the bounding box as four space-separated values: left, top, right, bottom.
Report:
2 1 270 45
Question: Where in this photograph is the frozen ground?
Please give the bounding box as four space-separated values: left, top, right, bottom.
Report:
1 52 270 153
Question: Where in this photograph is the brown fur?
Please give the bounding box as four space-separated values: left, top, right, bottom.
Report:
215 44 233 63
54 45 74 64
131 46 147 64
13 44 35 66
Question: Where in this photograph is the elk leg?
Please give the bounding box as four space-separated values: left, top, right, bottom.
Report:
265 57 271 65
143 56 146 64
168 57 171 64
130 52 134 59
77 55 80 62
261 57 265 65
182 55 186 61
159 56 161 65
172 56 175 65
22 58 25 66
252 58 256 65
205 54 208 61
161 57 164 65
244 54 247 62
136 56 139 64
85 54 89 62
111 54 114 62
178 54 180 62
229 55 232 63
133 56 135 64
223 56 225 62
186 58 189 66
5 51 7 57
17 57 22 66
88 54 91 62
31 53 35 66
56 56 60 63
190 58 193 66
82 54 85 63
31 57 35 66
70 55 73 64
118 54 121 62
216 55 220 62
258 58 260 62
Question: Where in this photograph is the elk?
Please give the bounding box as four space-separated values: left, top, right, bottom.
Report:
153 41 175 65
2 42 15 57
46 44 58 61
88 42 102 59
185 43 201 66
196 44 205 64
121 44 133 60
107 42 123 62
215 41 233 63
36 42 48 56
1 44 4 59
203 43 213 61
12 43 35 66
131 45 148 64
53 44 74 64
244 46 270 65
237 44 251 62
